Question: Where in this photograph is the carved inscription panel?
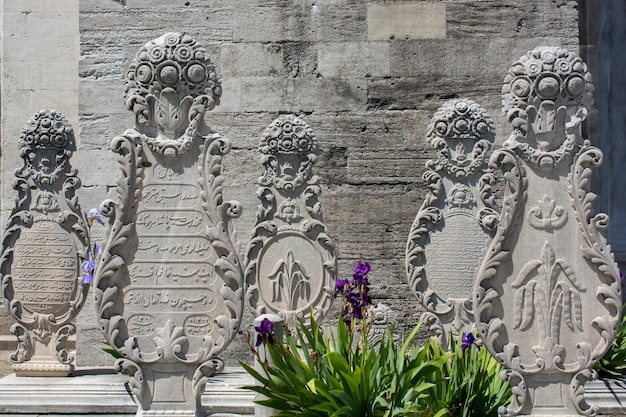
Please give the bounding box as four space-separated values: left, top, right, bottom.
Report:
124 150 220 353
425 211 487 300
12 221 78 316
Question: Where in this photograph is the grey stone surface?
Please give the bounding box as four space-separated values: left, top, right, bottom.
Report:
474 47 621 416
406 99 497 348
0 110 90 376
0 366 255 416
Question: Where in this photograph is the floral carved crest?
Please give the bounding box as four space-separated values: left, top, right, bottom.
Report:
124 32 222 159
406 99 497 346
427 99 495 179
246 115 335 326
258 115 319 193
0 110 89 375
502 46 594 171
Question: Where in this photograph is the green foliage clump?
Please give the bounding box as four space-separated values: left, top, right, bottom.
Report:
243 262 511 416
242 314 447 417
417 334 511 417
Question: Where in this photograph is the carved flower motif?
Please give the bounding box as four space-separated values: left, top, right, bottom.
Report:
124 32 222 132
510 76 532 98
525 59 543 77
259 115 317 155
554 58 572 76
19 110 74 151
174 45 193 62
149 46 166 64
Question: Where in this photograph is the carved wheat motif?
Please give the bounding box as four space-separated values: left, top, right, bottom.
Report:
512 241 584 344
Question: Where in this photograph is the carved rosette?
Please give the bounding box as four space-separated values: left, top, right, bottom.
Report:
245 115 336 326
0 109 89 376
474 48 620 417
95 33 243 416
406 99 497 348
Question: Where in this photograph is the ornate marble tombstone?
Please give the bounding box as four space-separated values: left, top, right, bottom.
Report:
0 109 89 376
245 115 336 326
474 47 621 417
405 99 498 347
367 303 400 348
94 33 244 416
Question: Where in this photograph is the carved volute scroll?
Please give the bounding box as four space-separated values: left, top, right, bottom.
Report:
474 47 621 417
405 99 497 348
0 110 89 376
245 115 336 327
94 33 242 417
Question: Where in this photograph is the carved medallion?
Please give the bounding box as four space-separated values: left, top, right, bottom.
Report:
245 115 336 326
94 33 242 416
0 109 89 376
474 47 620 417
406 99 497 347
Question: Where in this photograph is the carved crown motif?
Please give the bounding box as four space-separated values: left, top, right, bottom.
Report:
19 110 75 151
124 32 222 158
503 47 593 116
426 99 495 179
259 115 317 156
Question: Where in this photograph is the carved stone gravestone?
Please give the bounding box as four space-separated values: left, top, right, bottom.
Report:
474 47 621 417
245 115 336 326
94 33 244 416
1 109 89 376
406 99 498 347
367 303 400 348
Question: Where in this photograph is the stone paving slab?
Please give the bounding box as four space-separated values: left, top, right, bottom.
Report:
0 366 255 416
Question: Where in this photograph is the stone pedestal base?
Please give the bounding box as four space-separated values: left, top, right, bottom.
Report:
0 366 255 416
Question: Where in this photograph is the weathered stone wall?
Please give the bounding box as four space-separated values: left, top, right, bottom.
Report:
1 0 587 371
75 0 581 367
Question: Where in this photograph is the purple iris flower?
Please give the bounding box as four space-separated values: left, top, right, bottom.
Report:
87 208 104 226
334 278 349 297
255 318 274 347
352 261 371 284
81 258 97 284
461 332 479 352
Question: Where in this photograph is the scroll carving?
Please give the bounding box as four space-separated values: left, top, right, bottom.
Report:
0 109 89 376
474 47 620 417
406 99 497 347
94 33 243 416
245 115 336 326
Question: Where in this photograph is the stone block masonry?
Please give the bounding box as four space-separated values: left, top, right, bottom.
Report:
1 0 585 371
